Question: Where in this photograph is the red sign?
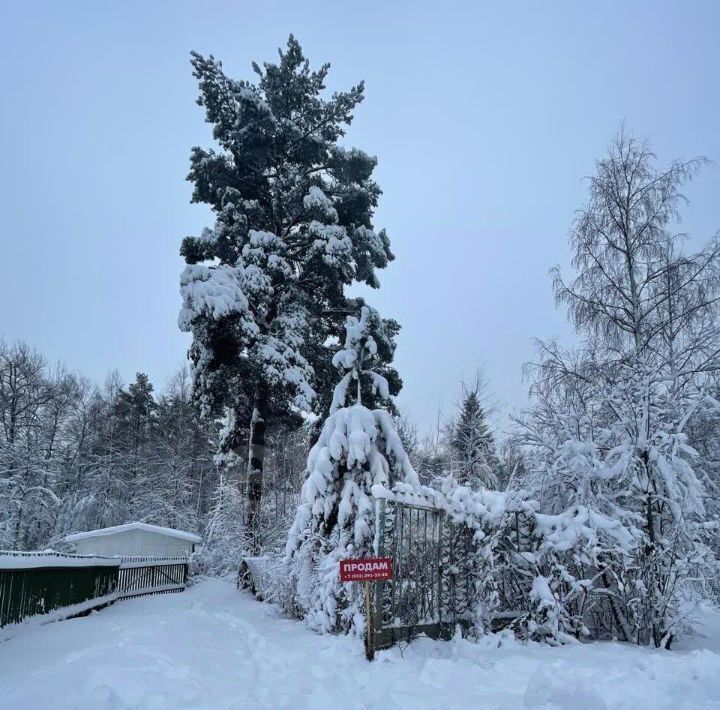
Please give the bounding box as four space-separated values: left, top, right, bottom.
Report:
340 557 393 582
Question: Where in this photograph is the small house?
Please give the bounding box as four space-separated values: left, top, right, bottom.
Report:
64 522 201 558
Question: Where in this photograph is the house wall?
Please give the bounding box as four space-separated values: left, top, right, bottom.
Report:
72 530 193 557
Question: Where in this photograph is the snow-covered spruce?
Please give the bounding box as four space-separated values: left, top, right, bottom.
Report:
286 307 418 634
448 378 499 490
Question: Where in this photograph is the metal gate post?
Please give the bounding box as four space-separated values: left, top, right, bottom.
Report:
373 497 387 650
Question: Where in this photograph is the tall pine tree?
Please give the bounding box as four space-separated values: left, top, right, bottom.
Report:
179 37 397 547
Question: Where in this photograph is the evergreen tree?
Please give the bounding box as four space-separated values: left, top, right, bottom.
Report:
286 306 418 633
113 373 157 453
179 37 396 547
450 381 498 489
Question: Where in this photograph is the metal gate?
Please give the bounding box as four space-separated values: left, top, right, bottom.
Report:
372 498 478 649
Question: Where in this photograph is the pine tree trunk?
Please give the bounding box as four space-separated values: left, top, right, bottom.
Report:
247 386 267 554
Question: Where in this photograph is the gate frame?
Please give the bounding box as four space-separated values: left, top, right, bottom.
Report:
372 497 456 650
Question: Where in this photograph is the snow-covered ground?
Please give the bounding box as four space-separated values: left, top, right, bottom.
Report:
2 578 720 709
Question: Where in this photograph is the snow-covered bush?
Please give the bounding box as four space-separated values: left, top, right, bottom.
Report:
515 355 720 645
418 471 648 644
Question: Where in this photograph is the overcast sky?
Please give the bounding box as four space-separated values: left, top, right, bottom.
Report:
1 1 719 433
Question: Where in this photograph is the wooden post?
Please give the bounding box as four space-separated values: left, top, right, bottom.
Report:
339 556 391 661
364 580 374 661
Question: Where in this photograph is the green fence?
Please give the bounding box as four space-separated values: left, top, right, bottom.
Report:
0 552 190 629
0 552 120 628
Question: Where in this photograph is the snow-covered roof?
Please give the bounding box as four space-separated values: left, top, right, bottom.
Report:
64 522 201 544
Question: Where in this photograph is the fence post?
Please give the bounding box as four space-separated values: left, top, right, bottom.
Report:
372 498 388 650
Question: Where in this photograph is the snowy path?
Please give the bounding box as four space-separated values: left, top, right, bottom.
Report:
2 578 720 709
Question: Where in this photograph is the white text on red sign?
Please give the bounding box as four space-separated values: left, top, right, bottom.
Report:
340 557 393 582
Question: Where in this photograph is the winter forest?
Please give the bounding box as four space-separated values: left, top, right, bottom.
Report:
3 16 720 704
